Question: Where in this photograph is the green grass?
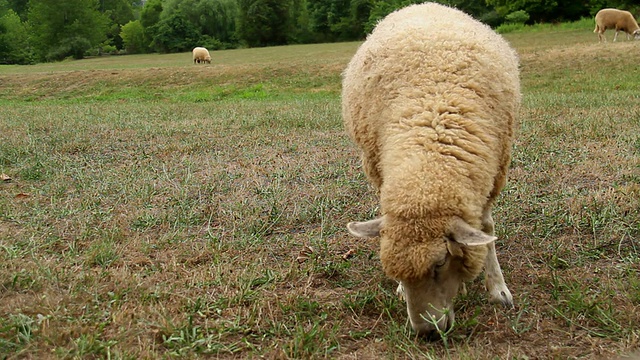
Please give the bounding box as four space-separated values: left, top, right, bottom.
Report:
1 26 639 359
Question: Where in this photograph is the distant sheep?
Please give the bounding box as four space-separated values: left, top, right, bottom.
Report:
192 47 211 64
343 3 521 337
594 8 640 42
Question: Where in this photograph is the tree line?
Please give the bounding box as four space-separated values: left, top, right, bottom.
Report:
0 0 637 64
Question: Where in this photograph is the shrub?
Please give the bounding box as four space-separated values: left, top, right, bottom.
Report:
505 10 530 24
46 36 92 61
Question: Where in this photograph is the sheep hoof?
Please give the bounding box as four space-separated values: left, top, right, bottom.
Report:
489 286 514 308
460 282 467 296
396 283 405 301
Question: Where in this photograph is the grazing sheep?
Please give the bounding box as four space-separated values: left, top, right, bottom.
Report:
192 47 211 64
594 8 640 42
342 3 521 337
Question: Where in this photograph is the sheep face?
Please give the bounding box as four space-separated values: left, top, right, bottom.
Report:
348 215 494 337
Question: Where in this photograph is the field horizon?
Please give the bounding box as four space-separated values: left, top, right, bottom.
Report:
1 27 639 359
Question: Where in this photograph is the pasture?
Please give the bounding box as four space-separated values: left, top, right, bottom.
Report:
1 27 639 359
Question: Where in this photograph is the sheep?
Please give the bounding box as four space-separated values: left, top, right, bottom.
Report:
594 8 640 42
342 2 521 337
192 47 211 64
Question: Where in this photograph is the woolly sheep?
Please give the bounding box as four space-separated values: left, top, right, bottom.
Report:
594 8 640 42
343 3 521 337
192 47 211 64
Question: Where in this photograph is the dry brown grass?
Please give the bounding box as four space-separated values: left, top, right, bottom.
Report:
0 31 639 359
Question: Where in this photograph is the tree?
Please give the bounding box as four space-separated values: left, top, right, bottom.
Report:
120 19 147 53
99 0 136 50
331 0 373 40
194 0 238 47
152 10 200 52
288 0 313 43
140 0 162 50
28 0 110 61
0 8 34 64
161 0 238 49
307 0 352 42
6 0 27 20
237 0 292 47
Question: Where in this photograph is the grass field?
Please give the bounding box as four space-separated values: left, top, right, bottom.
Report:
1 26 639 359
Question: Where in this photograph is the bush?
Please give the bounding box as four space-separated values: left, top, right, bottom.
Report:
198 35 235 51
505 10 530 24
100 44 118 55
45 36 92 61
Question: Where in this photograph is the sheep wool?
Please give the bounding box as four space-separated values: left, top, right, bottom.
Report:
343 2 521 335
343 3 520 294
192 47 211 64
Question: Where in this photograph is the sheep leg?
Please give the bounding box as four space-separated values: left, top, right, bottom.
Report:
482 210 514 308
599 32 606 43
614 30 619 42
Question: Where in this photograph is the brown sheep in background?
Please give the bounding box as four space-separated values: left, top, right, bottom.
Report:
594 8 640 42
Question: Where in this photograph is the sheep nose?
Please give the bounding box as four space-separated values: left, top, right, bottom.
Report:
413 320 451 339
411 311 454 339
424 329 444 341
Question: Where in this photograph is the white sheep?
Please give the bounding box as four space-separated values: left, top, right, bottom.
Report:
192 47 211 64
594 8 640 42
342 3 521 337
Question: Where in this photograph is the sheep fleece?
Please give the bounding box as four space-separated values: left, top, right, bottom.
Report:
192 47 211 63
342 3 521 280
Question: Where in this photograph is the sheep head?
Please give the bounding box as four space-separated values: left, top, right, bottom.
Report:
347 215 494 337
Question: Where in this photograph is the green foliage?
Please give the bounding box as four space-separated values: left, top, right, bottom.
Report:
161 0 238 49
46 36 92 61
120 20 147 54
307 0 356 42
140 0 162 29
28 0 110 61
331 0 373 40
152 10 201 53
288 0 313 43
139 0 163 49
496 16 594 34
100 0 136 50
0 9 34 64
495 22 526 34
237 0 292 47
6 0 27 20
505 10 530 24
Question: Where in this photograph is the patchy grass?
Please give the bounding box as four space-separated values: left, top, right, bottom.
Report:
1 28 639 359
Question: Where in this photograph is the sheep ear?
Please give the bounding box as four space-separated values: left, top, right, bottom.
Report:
347 216 384 238
449 217 497 246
